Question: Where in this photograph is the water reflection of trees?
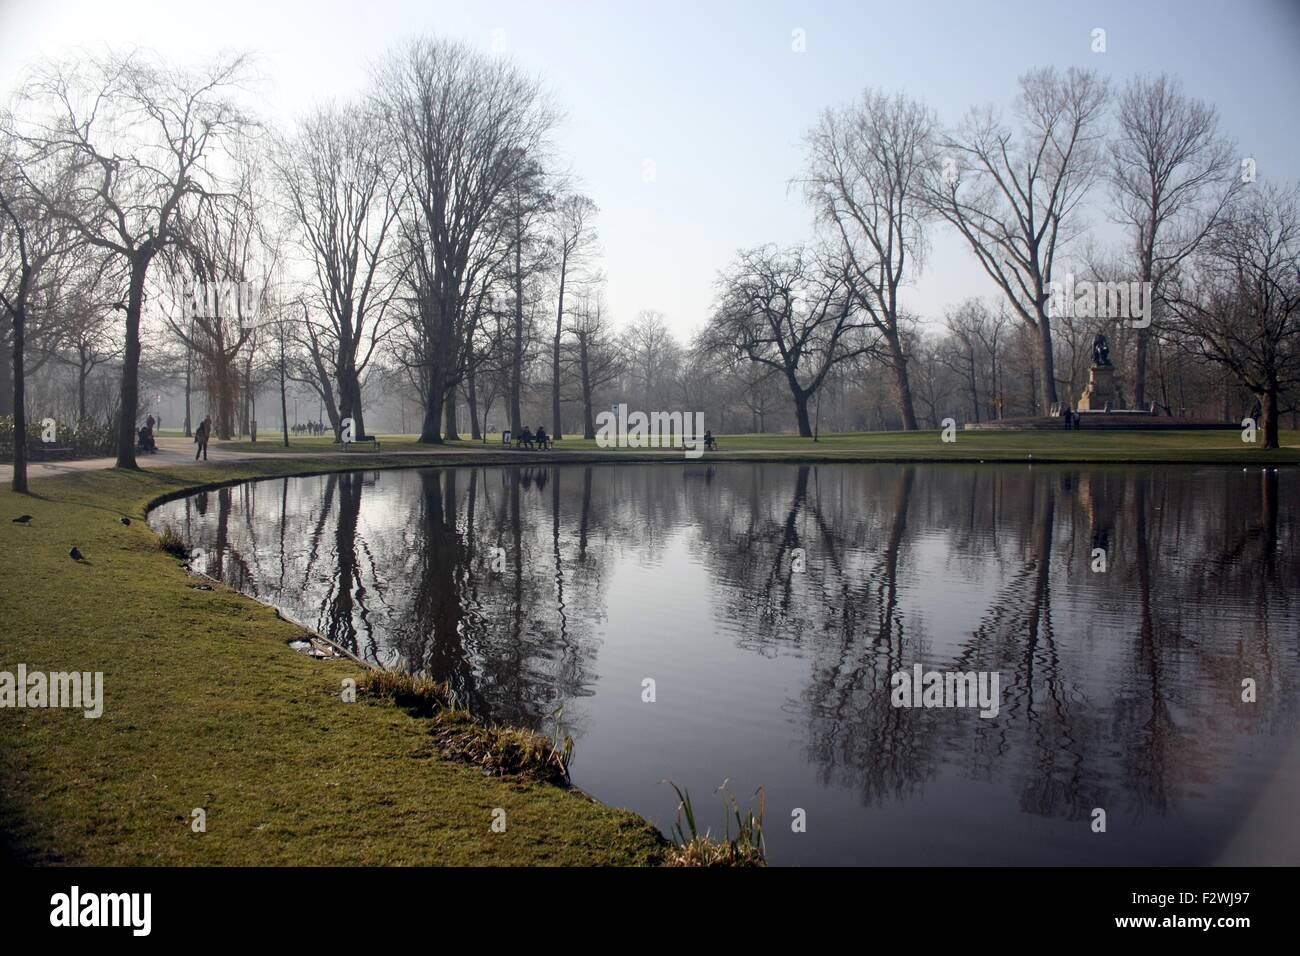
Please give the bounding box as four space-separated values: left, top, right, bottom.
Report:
163 462 1298 825
680 463 1297 824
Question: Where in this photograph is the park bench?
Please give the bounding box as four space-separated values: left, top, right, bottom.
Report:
28 444 77 461
343 436 381 452
511 436 552 450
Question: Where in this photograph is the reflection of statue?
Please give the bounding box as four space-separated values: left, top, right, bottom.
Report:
1092 333 1111 367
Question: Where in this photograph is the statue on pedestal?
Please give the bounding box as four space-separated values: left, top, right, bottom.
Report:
1092 332 1111 367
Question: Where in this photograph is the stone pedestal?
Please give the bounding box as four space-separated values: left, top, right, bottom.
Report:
1078 364 1115 412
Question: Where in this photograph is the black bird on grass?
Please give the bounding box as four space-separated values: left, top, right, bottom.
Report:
69 547 85 561
12 515 32 523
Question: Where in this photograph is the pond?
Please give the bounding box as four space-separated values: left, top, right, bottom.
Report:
149 462 1299 865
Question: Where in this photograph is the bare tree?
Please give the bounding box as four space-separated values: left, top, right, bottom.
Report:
376 37 556 443
50 249 120 423
272 100 398 441
1110 74 1241 406
1167 182 1300 449
160 162 268 439
707 244 873 436
0 124 73 420
620 309 679 410
9 51 251 467
564 288 622 438
802 88 934 430
924 67 1109 412
547 192 597 438
501 152 553 434
0 141 75 491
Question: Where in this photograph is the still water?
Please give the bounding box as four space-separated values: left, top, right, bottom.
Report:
150 462 1299 865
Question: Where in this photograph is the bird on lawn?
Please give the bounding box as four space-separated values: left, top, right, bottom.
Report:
69 547 85 561
120 516 131 525
12 515 32 523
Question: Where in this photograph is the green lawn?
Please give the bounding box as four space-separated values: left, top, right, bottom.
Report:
0 460 666 865
218 428 1300 464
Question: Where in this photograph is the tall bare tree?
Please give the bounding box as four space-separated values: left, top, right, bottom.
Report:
272 101 398 441
924 67 1109 412
1110 74 1241 407
803 88 934 430
501 152 553 434
547 192 597 438
376 37 555 443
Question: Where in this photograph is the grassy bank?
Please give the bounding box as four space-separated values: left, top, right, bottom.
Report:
217 428 1300 463
0 460 667 865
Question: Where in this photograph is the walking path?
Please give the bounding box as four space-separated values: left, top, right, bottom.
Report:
0 434 483 482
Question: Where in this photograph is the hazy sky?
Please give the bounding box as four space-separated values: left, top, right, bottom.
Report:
2 0 1298 341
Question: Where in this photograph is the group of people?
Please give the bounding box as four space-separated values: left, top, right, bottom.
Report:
1056 405 1082 430
514 426 552 450
292 421 328 437
136 414 159 453
137 413 216 460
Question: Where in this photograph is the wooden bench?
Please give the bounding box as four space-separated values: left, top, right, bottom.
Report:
29 444 76 461
343 436 381 452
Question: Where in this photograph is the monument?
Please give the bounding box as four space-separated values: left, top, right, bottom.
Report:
1077 332 1116 412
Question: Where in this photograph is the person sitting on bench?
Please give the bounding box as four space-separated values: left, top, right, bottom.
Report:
137 425 157 453
517 426 534 449
535 425 550 450
704 430 717 451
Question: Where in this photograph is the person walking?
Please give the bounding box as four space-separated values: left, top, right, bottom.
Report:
194 416 211 461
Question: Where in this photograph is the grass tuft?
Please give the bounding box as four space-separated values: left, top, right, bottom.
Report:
663 780 767 867
358 671 574 785
153 523 189 559
357 669 458 717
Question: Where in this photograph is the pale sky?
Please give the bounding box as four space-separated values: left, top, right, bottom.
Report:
2 0 1298 342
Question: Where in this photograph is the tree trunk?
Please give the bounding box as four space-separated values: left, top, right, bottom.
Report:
1262 382 1280 450
966 351 980 424
791 385 813 437
115 251 150 470
579 339 595 439
885 330 917 430
511 229 524 435
444 386 460 441
78 354 89 424
0 332 13 419
420 338 445 444
467 368 482 441
10 272 28 493
278 331 289 448
552 251 567 439
1133 331 1148 409
342 370 367 439
1035 307 1059 411
183 325 193 437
